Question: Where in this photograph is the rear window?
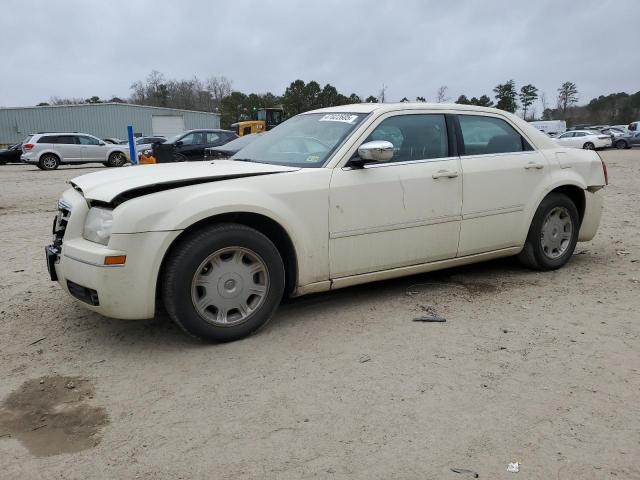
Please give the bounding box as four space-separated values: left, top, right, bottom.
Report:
458 115 533 156
37 135 58 143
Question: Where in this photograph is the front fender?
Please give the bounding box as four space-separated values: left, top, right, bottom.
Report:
112 170 332 286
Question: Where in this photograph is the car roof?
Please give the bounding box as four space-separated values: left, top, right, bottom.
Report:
183 129 234 133
34 132 92 136
305 102 511 115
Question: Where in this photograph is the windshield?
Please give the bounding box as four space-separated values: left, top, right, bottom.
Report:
166 133 185 143
231 112 367 167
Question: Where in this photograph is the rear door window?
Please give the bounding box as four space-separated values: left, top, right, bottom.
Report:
458 115 532 155
56 136 77 144
38 135 58 143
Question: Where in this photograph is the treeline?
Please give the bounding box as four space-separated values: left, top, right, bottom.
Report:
543 91 640 126
37 71 639 128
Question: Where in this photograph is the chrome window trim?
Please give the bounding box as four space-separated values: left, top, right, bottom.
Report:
459 151 539 160
342 155 459 171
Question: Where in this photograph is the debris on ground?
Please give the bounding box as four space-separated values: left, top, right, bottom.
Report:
616 250 631 256
413 314 446 323
27 337 46 346
573 250 588 255
450 467 479 477
359 354 371 363
405 282 468 296
506 462 520 473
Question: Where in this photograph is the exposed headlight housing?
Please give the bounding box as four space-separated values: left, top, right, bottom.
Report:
83 207 113 245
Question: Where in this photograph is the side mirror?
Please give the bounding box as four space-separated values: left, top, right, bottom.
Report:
175 140 183 147
357 140 394 163
99 141 106 146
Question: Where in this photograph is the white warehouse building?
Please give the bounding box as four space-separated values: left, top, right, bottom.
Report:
0 103 221 146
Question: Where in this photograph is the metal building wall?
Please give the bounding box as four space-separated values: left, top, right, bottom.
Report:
0 103 220 145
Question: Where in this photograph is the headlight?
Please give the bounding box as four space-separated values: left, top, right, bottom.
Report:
83 207 113 245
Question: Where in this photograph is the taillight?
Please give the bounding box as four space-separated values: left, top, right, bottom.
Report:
601 158 608 185
23 143 34 151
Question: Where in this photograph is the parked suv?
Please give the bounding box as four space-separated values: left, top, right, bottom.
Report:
21 133 130 170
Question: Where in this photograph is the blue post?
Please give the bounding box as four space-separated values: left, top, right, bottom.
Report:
127 125 137 165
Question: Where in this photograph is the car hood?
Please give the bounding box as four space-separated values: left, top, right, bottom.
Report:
70 160 299 203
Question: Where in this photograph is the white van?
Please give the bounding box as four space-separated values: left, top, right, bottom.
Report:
529 120 567 137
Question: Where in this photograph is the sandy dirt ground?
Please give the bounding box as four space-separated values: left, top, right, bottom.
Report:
0 150 639 479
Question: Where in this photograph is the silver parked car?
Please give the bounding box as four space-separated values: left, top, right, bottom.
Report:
21 133 130 170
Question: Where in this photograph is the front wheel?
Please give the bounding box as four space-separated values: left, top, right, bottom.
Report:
517 193 579 271
615 140 628 149
106 152 127 167
162 224 285 342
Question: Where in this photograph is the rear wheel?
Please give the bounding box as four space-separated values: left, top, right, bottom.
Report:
38 154 59 170
162 223 285 342
582 142 595 150
107 151 127 167
615 140 628 149
518 193 579 271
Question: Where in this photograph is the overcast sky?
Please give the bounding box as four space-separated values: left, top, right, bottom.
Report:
1 0 638 112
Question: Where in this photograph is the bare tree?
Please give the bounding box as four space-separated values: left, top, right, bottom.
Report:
49 96 86 105
436 85 450 103
378 84 387 103
206 76 232 111
539 91 548 112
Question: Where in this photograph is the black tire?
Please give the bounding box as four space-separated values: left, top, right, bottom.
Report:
615 140 628 149
582 142 595 150
38 154 60 170
162 223 285 342
106 151 127 167
173 152 189 162
517 193 579 271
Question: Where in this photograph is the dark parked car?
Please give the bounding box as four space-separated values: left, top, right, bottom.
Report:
204 133 263 159
0 144 24 164
612 131 640 149
163 129 237 161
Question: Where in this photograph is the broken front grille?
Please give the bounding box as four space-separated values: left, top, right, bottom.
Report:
53 198 72 246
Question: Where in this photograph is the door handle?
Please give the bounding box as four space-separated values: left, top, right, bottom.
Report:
524 162 544 170
432 170 459 179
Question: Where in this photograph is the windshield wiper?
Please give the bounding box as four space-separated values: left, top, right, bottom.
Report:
232 158 255 162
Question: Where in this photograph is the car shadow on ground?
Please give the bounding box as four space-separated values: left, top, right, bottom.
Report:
71 256 538 351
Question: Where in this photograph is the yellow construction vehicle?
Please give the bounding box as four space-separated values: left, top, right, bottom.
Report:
231 107 284 136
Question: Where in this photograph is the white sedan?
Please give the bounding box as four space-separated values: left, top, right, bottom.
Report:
556 130 612 150
47 103 607 342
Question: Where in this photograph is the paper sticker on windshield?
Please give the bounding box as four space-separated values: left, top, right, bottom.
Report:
319 114 359 124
